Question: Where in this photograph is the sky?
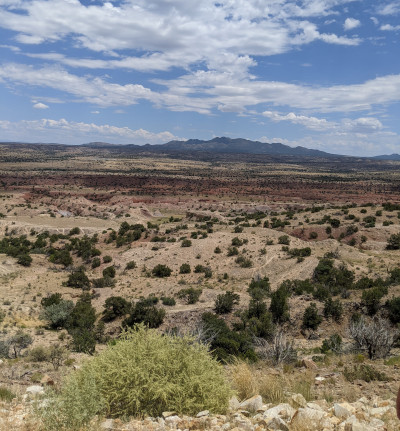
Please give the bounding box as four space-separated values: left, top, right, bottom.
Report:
0 0 399 156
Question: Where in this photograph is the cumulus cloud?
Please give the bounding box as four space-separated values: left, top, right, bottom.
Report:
376 2 400 15
0 118 182 145
0 0 360 77
262 110 383 134
380 24 400 31
33 102 49 109
343 17 361 30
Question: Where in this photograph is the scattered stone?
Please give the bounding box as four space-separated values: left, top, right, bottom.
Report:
267 416 289 431
162 411 177 419
196 410 209 418
229 396 240 411
333 402 354 419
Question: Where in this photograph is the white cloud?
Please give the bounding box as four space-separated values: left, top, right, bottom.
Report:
33 102 49 109
343 17 361 30
0 118 182 145
380 24 400 31
376 2 400 16
0 0 360 77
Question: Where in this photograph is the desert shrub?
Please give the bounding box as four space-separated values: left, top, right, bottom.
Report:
103 255 112 263
37 366 104 431
388 268 400 284
7 330 33 358
123 300 165 328
41 293 62 308
231 237 243 247
49 249 73 267
178 287 202 304
91 276 115 288
235 255 252 268
103 296 131 322
125 260 136 270
227 246 239 256
269 287 290 323
323 298 343 321
42 326 232 424
214 291 240 314
102 266 116 279
320 334 342 354
152 264 172 277
40 300 74 329
69 227 81 236
254 330 297 365
202 312 256 362
387 233 400 250
66 268 90 289
248 276 270 298
228 361 258 401
214 246 221 254
179 263 191 274
386 297 400 324
349 316 394 359
194 264 205 273
17 253 32 267
361 286 387 316
343 364 389 383
91 257 101 269
0 386 15 402
68 294 97 354
302 303 322 330
29 345 49 362
278 235 290 245
161 296 176 306
181 239 192 247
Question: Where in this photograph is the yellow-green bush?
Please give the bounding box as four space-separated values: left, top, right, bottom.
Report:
40 326 232 428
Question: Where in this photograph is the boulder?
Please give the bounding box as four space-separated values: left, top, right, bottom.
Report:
301 358 318 370
264 403 296 421
267 416 289 431
239 395 263 412
289 393 307 408
333 402 354 419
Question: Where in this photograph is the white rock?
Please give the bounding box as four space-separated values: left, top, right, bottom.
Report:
25 385 44 395
239 395 263 412
333 402 354 419
229 396 240 411
264 403 296 421
289 393 307 408
370 406 394 418
165 415 181 427
100 419 114 430
196 410 209 418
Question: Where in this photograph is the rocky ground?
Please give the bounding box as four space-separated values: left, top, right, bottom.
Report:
1 389 398 430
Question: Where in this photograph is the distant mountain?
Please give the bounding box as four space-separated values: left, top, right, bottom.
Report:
82 142 119 148
372 154 400 161
161 137 337 158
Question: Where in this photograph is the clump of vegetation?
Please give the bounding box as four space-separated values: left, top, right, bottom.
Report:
123 298 165 328
214 291 240 314
152 264 172 277
179 263 191 274
39 326 232 429
178 287 202 304
343 364 389 383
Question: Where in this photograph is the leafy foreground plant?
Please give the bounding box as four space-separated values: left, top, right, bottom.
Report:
38 326 232 430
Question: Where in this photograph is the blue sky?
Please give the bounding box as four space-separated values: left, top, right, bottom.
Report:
0 0 399 156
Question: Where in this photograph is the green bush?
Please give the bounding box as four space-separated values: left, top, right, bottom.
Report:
386 297 400 324
386 233 400 250
103 296 131 322
323 298 343 322
181 239 192 247
123 300 165 328
152 264 172 277
361 287 387 316
0 386 15 402
302 303 322 330
102 266 116 279
161 296 176 306
40 300 74 329
17 253 32 267
91 257 101 269
41 326 232 425
343 364 389 383
269 287 290 323
179 263 191 274
278 235 290 245
66 268 90 289
125 260 136 270
214 291 240 314
178 287 202 304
